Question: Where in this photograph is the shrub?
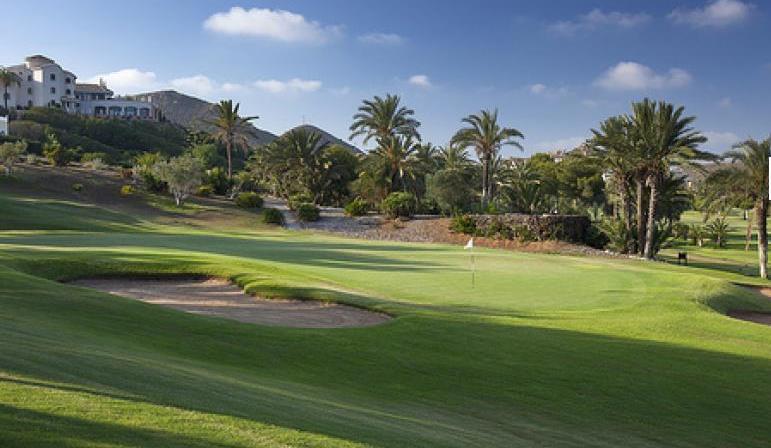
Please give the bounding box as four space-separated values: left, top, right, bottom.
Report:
262 207 285 225
689 224 706 247
673 222 690 241
296 202 320 222
134 152 166 192
120 184 135 196
344 198 369 217
72 183 84 192
85 157 107 170
288 193 313 211
0 140 27 175
205 167 231 195
80 152 109 164
450 214 477 235
196 185 213 197
705 217 729 248
43 131 75 166
235 191 263 209
381 192 416 219
426 169 475 215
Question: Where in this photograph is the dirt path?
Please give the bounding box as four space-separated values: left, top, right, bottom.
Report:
72 278 390 328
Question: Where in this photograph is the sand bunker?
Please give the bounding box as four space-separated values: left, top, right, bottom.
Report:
72 278 390 328
728 287 771 327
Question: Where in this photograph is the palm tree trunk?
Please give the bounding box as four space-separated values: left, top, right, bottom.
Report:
745 210 753 251
225 139 233 179
617 176 633 253
643 174 658 259
2 85 8 115
636 177 646 256
481 156 489 208
757 199 768 279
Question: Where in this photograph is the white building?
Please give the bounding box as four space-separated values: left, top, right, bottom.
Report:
2 55 157 120
0 116 7 136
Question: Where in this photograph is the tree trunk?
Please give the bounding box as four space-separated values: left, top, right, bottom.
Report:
481 156 489 208
643 174 658 259
636 177 646 256
225 138 233 179
757 199 768 279
745 210 753 251
617 176 633 253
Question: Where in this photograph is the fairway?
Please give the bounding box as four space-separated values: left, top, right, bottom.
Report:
2 185 771 447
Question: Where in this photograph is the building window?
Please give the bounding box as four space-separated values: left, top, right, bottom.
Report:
27 87 32 95
65 89 71 95
27 100 33 108
27 75 32 82
65 77 71 84
50 87 56 94
50 73 56 81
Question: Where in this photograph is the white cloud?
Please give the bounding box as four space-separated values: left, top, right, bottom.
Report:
358 32 405 45
704 131 741 150
86 68 158 94
718 97 733 108
669 0 752 28
170 75 216 97
528 83 568 98
221 82 246 93
535 136 588 152
203 7 342 43
408 74 432 88
549 9 650 35
253 78 322 94
594 62 692 91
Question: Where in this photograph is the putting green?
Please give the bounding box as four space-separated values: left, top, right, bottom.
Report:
1 188 771 447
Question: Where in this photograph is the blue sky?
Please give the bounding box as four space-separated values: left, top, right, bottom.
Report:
2 0 769 155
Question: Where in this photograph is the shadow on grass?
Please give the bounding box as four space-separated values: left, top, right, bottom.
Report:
0 404 244 448
2 279 771 447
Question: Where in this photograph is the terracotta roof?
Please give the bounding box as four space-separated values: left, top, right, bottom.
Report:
75 83 112 94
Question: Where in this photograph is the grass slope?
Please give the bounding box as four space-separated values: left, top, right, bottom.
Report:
1 167 771 447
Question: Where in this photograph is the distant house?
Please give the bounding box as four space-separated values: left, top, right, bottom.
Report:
2 55 158 120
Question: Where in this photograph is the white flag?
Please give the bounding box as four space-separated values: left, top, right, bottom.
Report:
464 238 474 250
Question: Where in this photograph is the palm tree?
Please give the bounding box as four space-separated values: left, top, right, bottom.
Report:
723 138 771 278
349 94 420 144
591 115 639 252
0 68 21 116
451 109 524 207
438 143 473 172
629 99 708 259
210 100 258 179
372 134 419 193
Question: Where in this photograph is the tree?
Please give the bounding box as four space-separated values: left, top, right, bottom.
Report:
349 94 420 144
0 68 21 116
153 155 204 206
499 161 548 214
0 140 27 175
722 138 771 278
451 109 524 207
629 99 708 259
437 143 474 172
426 168 476 214
42 130 74 167
210 100 258 179
349 94 421 197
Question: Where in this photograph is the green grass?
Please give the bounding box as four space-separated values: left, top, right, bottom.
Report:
2 168 771 447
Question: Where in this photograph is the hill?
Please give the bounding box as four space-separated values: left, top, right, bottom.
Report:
285 124 362 153
131 90 277 146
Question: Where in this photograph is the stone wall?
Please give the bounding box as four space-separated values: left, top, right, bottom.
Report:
471 214 591 243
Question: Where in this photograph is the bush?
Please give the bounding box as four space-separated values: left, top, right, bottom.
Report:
344 198 369 217
296 202 320 222
288 193 313 211
689 224 706 247
262 207 285 225
381 192 416 219
72 183 84 192
426 169 475 215
84 157 107 170
120 184 135 196
80 152 110 164
673 222 689 241
205 167 231 195
196 185 213 197
450 214 477 235
706 216 729 248
235 191 263 209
